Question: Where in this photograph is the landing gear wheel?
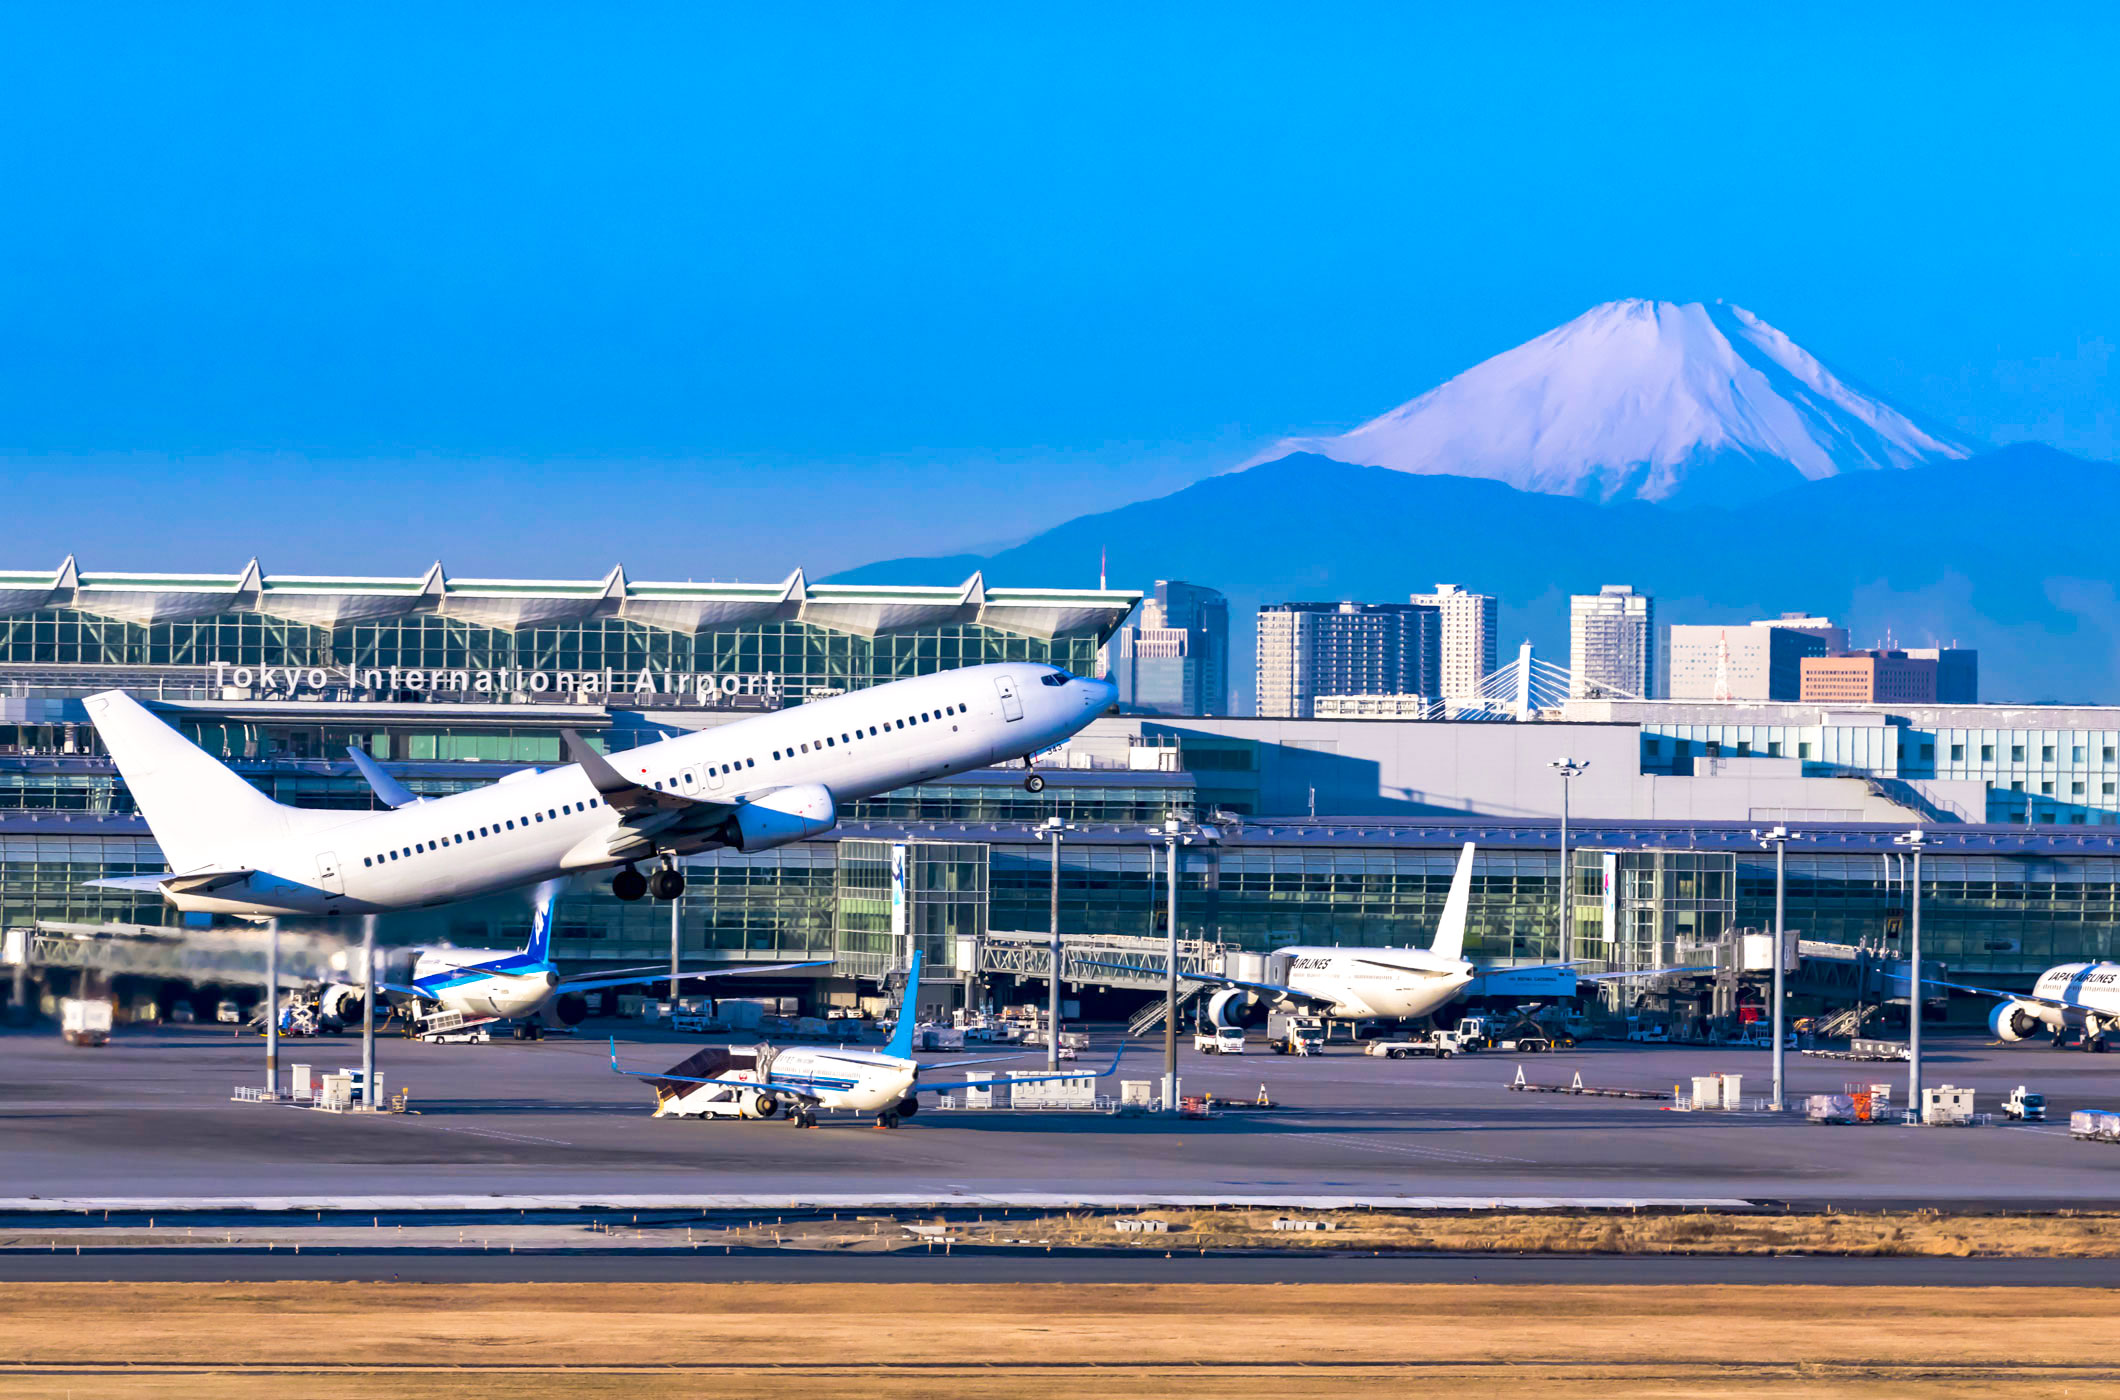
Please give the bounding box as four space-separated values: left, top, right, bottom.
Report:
791 1109 817 1129
875 1110 902 1130
611 867 648 902
1024 774 1045 794
650 867 686 901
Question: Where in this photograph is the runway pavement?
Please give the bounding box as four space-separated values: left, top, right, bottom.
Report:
2 1020 2118 1204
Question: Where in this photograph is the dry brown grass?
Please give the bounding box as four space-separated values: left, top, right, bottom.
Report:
938 1207 2120 1257
2 1283 2119 1399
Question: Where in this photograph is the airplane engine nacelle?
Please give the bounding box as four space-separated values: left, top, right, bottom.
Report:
552 992 589 1027
1206 987 1258 1028
747 1090 781 1119
1990 1001 2047 1043
728 784 837 853
318 984 366 1026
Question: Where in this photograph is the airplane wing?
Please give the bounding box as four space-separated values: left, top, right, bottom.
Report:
87 869 253 894
345 747 422 808
606 1037 849 1102
1923 976 2075 1010
1351 957 1468 978
925 1046 1125 1095
1073 957 1337 1009
557 958 830 994
1482 961 1714 982
562 729 720 815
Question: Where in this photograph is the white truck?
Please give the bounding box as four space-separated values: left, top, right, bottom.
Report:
2004 1085 2047 1122
61 997 113 1047
1367 1028 1459 1059
1267 1013 1326 1056
1194 1025 1246 1055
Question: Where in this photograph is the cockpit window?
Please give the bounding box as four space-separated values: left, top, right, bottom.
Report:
1039 669 1070 687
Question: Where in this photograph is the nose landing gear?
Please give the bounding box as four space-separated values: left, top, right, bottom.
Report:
1021 758 1045 794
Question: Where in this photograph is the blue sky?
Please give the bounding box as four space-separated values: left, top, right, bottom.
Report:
2 5 2114 581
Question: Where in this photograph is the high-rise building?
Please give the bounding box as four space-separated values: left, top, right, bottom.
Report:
1569 585 1654 698
1255 601 1440 718
1905 647 1979 703
1667 623 1827 701
1801 650 1938 704
1111 579 1229 716
1757 613 1849 656
1408 584 1497 702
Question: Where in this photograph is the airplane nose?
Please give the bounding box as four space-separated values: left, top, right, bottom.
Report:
1082 677 1117 709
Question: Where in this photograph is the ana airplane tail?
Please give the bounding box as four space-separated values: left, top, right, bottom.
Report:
525 879 566 962
1428 842 1477 963
82 690 310 872
883 948 925 1060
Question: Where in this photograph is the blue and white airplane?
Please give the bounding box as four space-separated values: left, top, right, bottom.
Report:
610 950 1120 1128
345 885 825 1029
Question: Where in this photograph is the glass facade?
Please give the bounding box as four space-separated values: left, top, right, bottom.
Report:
0 610 1106 703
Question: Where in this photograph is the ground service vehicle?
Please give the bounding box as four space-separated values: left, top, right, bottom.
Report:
216 1000 242 1024
2004 1085 2047 1121
1367 1029 1457 1059
1195 1025 1246 1055
1267 1013 1326 1055
61 997 113 1047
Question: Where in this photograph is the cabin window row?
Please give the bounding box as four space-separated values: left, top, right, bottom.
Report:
361 797 606 867
769 702 965 762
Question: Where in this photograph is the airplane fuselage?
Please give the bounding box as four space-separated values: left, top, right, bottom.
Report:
1273 947 1474 1020
148 663 1112 918
1993 961 2120 1041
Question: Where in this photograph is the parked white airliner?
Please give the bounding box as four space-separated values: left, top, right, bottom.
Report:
1101 843 1677 1029
610 950 1120 1128
83 662 1115 919
1941 963 2120 1051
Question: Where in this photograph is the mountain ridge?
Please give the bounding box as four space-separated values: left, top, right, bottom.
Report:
1261 299 1976 506
831 444 2119 706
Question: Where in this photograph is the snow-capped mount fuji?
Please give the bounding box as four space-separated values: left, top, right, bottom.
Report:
1266 299 1976 505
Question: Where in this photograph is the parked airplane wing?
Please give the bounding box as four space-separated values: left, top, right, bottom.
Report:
1923 975 2074 1010
1074 957 1336 1008
928 1045 1124 1095
557 958 830 994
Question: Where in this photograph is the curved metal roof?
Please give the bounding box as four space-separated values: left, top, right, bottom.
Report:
0 557 1139 641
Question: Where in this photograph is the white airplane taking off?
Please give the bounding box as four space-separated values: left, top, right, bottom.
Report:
1099 843 1675 1028
610 950 1121 1128
1938 963 2120 1051
82 662 1115 920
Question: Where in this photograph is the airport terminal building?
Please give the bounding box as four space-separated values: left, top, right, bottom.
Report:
6 558 2120 1011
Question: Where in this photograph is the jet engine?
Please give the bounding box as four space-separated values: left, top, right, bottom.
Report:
552 992 589 1026
318 984 366 1028
1990 1000 2048 1042
1205 987 1258 1029
747 1090 781 1119
727 784 837 853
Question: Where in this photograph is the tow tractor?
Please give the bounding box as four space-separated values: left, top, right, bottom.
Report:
1367 1028 1459 1059
2004 1085 2047 1121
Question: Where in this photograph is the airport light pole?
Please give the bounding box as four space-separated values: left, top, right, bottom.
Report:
361 914 377 1111
1161 817 1180 1111
1041 816 1075 1071
1550 758 1588 965
1894 827 1928 1116
264 917 279 1096
1752 826 1801 1112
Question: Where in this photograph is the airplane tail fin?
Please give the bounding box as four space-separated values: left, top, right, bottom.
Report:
1428 842 1476 964
883 948 925 1060
525 880 565 962
82 690 299 872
